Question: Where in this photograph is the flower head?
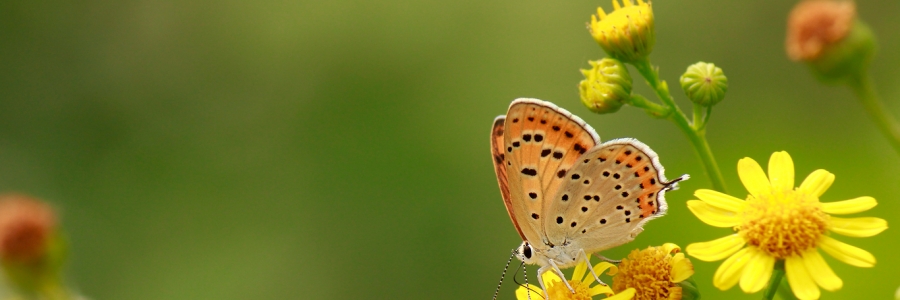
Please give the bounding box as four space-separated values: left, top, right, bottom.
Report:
685 151 887 300
579 58 632 114
612 243 696 300
680 62 728 107
786 0 875 82
516 259 635 300
0 194 56 263
786 0 855 61
589 0 655 62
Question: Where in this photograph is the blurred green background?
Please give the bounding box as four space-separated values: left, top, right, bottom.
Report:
1 0 898 299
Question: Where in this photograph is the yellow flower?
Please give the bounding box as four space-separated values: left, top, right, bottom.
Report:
516 259 635 300
685 151 888 300
612 243 695 300
588 0 655 62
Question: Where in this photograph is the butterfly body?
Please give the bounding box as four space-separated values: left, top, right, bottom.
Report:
491 98 687 296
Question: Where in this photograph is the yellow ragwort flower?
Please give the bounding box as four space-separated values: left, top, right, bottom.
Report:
588 0 655 62
516 259 635 300
613 243 695 300
685 151 888 300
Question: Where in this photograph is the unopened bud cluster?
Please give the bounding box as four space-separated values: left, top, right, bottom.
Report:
579 58 632 114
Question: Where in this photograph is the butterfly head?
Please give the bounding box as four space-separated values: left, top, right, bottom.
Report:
513 241 536 264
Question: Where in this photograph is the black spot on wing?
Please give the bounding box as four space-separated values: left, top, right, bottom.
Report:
520 168 537 176
541 149 552 157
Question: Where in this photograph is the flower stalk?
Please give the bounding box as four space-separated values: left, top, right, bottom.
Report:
632 58 728 193
762 261 785 300
847 72 900 155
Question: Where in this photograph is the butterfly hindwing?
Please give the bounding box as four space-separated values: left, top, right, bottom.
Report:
544 138 683 252
501 99 599 245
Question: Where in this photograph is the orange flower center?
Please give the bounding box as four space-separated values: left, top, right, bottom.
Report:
612 247 679 300
544 279 592 300
739 189 829 259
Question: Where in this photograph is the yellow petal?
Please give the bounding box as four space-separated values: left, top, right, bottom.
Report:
604 287 636 300
801 249 843 291
515 284 543 300
767 151 795 191
818 235 876 267
686 234 746 262
829 216 888 237
541 268 562 285
786 255 821 300
573 258 587 281
670 252 695 283
822 196 877 214
661 243 681 254
738 157 771 197
686 200 741 227
588 283 615 297
739 248 775 293
694 189 744 212
798 169 834 198
593 261 618 277
713 247 752 290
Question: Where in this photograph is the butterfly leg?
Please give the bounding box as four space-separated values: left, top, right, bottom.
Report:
537 261 575 300
550 259 576 291
578 249 608 286
535 265 552 300
593 252 622 264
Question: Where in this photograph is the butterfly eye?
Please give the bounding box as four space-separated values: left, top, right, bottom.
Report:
523 244 532 259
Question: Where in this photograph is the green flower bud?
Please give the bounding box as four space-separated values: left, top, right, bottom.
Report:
680 62 728 107
579 58 632 114
588 0 655 63
786 0 875 83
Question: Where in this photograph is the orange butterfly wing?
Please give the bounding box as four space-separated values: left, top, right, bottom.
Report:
492 99 599 245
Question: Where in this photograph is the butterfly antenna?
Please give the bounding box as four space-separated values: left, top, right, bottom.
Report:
665 174 690 190
523 261 531 300
512 261 545 300
492 251 516 300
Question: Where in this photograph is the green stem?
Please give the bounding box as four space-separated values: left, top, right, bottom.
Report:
762 261 785 300
847 73 900 155
632 58 728 193
777 278 798 300
629 94 671 118
692 102 703 130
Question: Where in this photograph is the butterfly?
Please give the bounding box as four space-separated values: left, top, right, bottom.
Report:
490 98 687 298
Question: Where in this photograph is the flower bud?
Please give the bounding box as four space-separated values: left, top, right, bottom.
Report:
0 194 68 297
579 58 632 114
786 0 875 83
588 0 655 63
680 62 728 107
0 195 55 263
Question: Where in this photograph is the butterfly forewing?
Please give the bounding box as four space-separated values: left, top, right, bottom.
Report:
490 116 527 241
500 99 599 244
544 139 680 252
